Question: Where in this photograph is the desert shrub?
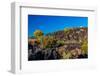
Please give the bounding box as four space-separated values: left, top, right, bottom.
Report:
81 40 88 55
34 30 44 38
43 36 57 48
65 52 72 59
64 28 70 33
57 40 65 46
33 30 44 47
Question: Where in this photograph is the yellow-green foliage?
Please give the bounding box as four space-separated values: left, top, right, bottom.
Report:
57 40 65 45
33 30 44 45
61 51 72 59
42 36 56 48
64 28 70 33
33 30 57 48
81 40 88 54
34 30 44 38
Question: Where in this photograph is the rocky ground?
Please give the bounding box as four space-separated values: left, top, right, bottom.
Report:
28 27 88 61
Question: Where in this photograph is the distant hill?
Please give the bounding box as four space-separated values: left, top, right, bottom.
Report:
45 27 88 42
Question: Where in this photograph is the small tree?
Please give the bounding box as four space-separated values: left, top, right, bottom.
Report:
34 30 44 38
64 28 70 33
34 30 44 47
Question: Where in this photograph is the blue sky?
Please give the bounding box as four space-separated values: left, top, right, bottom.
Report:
28 15 88 37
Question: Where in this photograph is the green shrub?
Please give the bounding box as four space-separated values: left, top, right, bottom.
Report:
81 40 88 55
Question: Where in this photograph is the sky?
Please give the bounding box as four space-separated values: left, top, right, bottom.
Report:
28 15 88 37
